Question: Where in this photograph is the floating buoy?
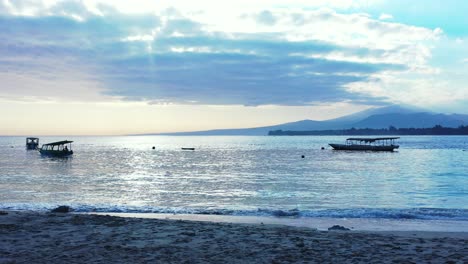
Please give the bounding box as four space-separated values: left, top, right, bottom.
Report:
321 147 325 150
152 146 155 149
301 155 305 158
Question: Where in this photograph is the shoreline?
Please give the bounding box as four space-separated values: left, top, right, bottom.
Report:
1 210 467 263
88 212 468 237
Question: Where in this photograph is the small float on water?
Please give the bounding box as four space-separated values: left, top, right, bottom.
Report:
39 140 74 157
329 137 399 151
26 137 39 150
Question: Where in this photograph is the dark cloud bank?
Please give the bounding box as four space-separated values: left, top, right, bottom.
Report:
0 2 406 105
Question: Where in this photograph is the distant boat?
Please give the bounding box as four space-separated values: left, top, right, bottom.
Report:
329 137 399 151
26 137 39 150
181 147 195 151
39 140 74 157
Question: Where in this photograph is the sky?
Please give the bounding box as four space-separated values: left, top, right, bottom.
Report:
0 0 467 135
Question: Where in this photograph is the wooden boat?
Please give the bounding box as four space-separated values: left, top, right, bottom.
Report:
329 137 399 151
26 137 39 150
39 140 74 157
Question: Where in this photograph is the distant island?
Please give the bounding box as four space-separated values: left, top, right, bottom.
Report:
268 125 468 136
133 105 468 136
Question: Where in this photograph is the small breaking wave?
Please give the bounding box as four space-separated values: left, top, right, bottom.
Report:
1 203 467 221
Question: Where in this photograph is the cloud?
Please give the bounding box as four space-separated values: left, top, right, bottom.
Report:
102 52 404 105
378 13 393 20
0 1 448 106
255 10 277 25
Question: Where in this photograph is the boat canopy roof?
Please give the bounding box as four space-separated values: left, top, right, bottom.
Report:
26 137 39 140
42 140 73 146
346 137 400 142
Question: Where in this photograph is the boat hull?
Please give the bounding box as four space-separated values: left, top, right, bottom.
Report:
181 148 195 150
26 144 38 150
39 150 73 157
329 144 399 151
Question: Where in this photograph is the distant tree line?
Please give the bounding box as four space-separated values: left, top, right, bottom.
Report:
268 125 468 136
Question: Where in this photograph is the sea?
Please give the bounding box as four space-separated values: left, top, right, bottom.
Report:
1 135 467 221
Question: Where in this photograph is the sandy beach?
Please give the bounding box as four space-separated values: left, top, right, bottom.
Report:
1 211 467 263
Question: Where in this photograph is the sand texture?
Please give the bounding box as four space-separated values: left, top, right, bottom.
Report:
1 211 467 263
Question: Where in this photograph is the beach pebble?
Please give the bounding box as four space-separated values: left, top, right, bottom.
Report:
51 206 72 213
327 225 350 231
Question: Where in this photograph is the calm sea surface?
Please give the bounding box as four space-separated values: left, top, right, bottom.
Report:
1 136 467 220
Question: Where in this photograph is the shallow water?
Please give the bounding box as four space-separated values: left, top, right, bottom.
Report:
1 135 467 220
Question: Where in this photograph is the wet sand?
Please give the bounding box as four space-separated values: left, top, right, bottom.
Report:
93 212 468 234
1 211 467 263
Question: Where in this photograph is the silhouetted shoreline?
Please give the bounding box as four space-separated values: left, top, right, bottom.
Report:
268 125 468 136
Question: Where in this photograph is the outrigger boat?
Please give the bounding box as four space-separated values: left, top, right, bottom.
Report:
329 137 399 151
39 140 73 157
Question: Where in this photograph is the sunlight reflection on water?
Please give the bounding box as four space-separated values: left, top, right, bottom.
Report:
0 136 467 218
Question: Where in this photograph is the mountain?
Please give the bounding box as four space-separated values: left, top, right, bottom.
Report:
351 112 468 129
137 105 468 136
328 104 428 123
152 120 325 136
